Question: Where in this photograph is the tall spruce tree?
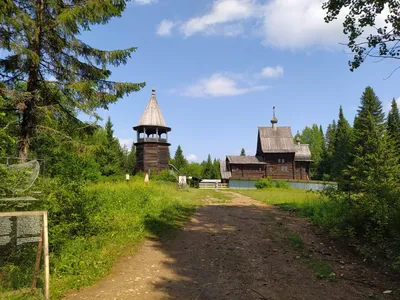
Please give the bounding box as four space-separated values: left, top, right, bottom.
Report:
173 145 187 171
212 158 220 179
318 120 337 179
97 117 123 176
387 98 400 156
0 1 144 160
202 154 214 179
331 106 352 182
240 148 246 156
348 87 389 191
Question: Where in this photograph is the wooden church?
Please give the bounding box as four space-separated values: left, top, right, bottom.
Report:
220 109 312 182
133 88 171 173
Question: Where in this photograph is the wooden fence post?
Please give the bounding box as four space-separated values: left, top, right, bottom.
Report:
43 211 50 300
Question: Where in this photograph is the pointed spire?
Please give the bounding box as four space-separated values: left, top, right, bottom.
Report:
137 88 167 127
271 106 278 128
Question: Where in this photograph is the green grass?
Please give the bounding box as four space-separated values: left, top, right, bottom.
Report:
1 179 227 299
49 181 224 298
237 188 321 215
287 233 304 249
309 259 336 280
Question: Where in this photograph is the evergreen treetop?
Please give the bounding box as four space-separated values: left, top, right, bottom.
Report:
173 145 187 171
0 0 145 159
331 106 352 183
387 99 400 141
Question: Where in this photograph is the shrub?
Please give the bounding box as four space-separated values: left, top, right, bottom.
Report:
254 178 274 189
153 169 177 183
254 178 291 189
274 180 291 189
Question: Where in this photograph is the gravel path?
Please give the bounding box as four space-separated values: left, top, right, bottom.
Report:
65 193 399 300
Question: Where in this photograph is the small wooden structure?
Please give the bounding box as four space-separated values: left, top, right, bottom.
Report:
221 108 312 182
133 89 171 173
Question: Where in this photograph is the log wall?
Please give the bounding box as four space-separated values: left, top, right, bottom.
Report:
264 153 295 180
230 164 265 180
135 142 170 173
294 161 310 180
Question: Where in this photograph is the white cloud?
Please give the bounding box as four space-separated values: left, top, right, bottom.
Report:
259 0 347 49
156 20 176 36
181 73 268 98
135 0 157 5
186 154 198 162
180 0 256 37
119 138 134 150
163 0 390 50
261 65 284 78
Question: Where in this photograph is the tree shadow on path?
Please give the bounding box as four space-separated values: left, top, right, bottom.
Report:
144 200 399 300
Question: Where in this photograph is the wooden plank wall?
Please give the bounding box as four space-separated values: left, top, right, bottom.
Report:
230 164 265 180
263 153 295 180
294 161 310 180
135 143 170 172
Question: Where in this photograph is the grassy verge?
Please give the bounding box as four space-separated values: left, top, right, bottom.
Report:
237 188 321 215
1 180 226 299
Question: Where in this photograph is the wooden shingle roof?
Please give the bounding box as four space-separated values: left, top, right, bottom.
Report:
295 144 312 161
219 160 232 180
137 89 168 127
226 156 266 164
258 126 296 153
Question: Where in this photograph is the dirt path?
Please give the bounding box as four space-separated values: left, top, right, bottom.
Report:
65 193 399 300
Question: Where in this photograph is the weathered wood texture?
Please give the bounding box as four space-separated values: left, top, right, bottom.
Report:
295 161 310 180
230 164 265 180
264 153 295 180
135 143 170 172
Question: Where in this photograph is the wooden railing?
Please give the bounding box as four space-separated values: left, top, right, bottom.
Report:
199 183 229 190
137 138 168 143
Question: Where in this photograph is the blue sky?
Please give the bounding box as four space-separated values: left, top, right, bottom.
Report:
23 0 400 162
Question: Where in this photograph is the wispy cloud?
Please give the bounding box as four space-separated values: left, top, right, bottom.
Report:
156 20 176 36
160 0 390 50
180 73 268 98
134 0 157 5
261 65 284 78
186 154 198 162
180 0 255 37
174 65 283 98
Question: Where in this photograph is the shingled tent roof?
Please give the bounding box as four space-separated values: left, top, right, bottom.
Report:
226 156 266 164
258 126 296 153
137 89 168 127
295 144 312 161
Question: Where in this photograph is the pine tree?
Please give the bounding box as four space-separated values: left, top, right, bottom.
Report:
331 106 352 182
318 120 337 180
0 1 144 160
202 154 214 179
240 148 246 156
348 87 388 191
97 118 123 176
213 158 221 179
126 143 136 175
387 98 400 156
173 145 187 171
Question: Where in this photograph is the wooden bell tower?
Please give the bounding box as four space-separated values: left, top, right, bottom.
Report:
133 88 171 173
